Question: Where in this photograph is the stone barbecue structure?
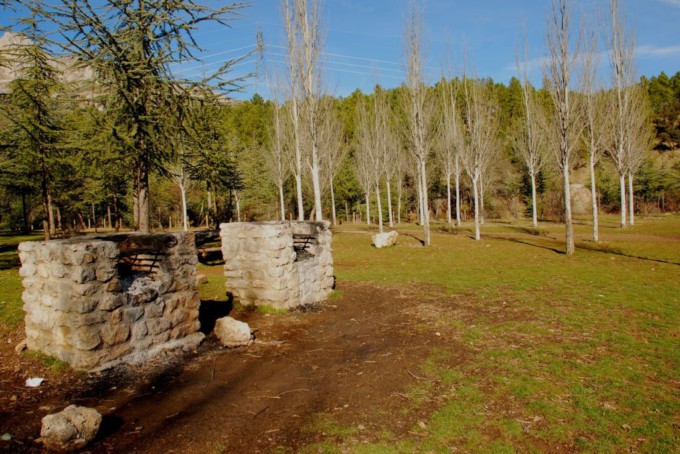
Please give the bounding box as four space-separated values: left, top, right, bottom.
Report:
220 221 334 309
18 233 203 371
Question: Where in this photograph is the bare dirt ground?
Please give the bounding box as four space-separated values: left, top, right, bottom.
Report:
0 281 471 453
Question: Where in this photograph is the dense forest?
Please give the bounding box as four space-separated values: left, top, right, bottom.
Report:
2 64 678 234
0 0 678 239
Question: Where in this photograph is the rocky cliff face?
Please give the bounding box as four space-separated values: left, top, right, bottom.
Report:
0 31 94 94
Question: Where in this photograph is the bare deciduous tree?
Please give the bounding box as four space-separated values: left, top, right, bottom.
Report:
625 85 653 225
296 0 325 221
281 0 305 220
265 79 291 221
581 20 607 241
544 0 582 255
356 93 389 232
403 0 434 245
438 78 465 226
607 0 637 228
317 100 346 226
515 36 549 228
354 104 374 226
461 75 500 241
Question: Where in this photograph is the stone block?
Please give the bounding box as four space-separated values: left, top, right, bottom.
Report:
131 321 148 340
123 306 144 324
101 323 130 346
71 266 96 284
144 302 164 319
98 293 125 311
72 327 101 351
96 265 117 282
146 318 171 336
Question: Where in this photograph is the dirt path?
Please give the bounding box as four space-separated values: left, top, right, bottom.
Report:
1 281 462 453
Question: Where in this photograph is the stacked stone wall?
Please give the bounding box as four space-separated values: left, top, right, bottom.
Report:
220 221 333 309
18 233 203 370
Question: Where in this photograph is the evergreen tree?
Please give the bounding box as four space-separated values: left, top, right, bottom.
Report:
0 21 63 239
35 0 250 232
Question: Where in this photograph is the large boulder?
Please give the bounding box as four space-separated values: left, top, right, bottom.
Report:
39 405 102 452
372 231 398 249
214 316 252 348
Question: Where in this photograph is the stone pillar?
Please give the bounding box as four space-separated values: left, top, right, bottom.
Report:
220 221 334 309
18 233 203 371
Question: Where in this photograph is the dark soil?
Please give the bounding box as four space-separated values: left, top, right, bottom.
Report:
0 281 468 453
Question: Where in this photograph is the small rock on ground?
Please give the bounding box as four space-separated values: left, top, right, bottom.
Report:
39 405 102 452
372 231 398 248
214 317 252 348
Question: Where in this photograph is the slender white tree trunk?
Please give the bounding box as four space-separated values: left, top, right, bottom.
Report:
235 192 241 222
397 176 403 224
530 170 538 228
417 175 424 225
330 178 337 226
564 164 574 255
48 192 55 237
279 183 286 221
295 172 304 221
479 174 485 225
628 171 635 226
472 175 480 241
386 179 394 228
92 203 97 233
589 153 598 242
312 148 323 221
365 193 371 225
206 189 212 228
455 166 461 227
180 183 188 231
446 171 452 224
292 99 304 221
420 160 431 246
619 172 627 228
375 184 384 233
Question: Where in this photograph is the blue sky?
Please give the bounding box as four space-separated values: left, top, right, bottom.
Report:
2 0 679 99
178 0 680 99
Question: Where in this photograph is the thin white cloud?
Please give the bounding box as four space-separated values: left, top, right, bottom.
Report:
504 43 680 78
657 0 680 7
636 44 680 56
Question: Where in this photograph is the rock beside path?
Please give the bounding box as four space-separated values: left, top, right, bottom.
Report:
214 317 253 348
39 405 102 452
372 231 398 248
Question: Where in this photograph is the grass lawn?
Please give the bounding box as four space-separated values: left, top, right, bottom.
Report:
0 231 42 328
325 214 679 452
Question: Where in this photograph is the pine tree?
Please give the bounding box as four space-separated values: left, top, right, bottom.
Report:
36 0 250 232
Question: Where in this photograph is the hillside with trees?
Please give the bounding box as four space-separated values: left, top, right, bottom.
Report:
0 0 678 241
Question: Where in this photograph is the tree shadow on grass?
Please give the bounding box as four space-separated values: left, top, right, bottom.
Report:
494 233 680 265
0 259 20 270
502 237 566 255
402 233 426 246
507 226 548 236
576 241 680 266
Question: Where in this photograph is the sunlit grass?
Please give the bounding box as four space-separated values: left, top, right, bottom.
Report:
325 213 680 452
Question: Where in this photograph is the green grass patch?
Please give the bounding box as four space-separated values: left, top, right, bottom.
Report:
23 350 72 372
326 214 680 452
